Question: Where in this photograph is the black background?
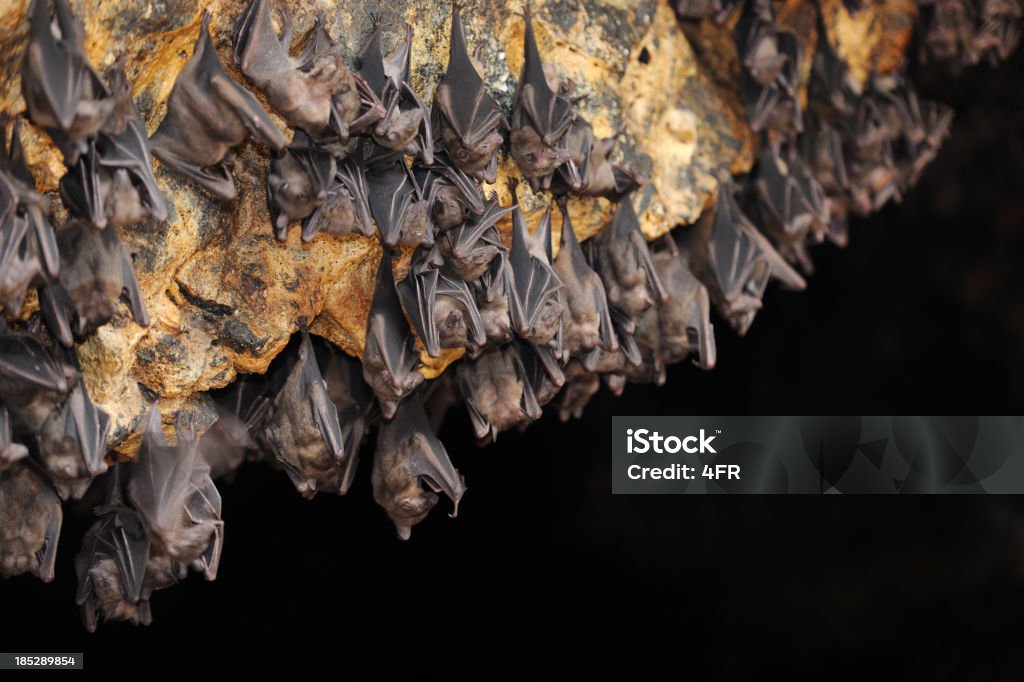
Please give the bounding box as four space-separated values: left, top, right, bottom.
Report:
2 33 1024 679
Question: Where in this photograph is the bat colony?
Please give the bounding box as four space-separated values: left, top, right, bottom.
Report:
0 0 1014 630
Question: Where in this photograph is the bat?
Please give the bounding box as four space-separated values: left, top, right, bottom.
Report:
550 116 645 201
552 198 617 358
753 142 830 272
511 3 574 189
589 199 667 321
398 244 487 357
263 325 348 498
621 303 668 387
75 463 151 632
807 30 858 123
918 0 980 66
456 343 542 443
363 250 424 419
677 177 805 336
1 116 60 313
39 220 149 347
150 11 285 202
0 330 77 432
506 182 563 349
519 340 566 409
656 235 717 370
0 405 29 471
267 130 336 241
555 360 600 422
301 157 376 241
431 2 506 183
36 368 111 500
126 407 224 581
21 0 114 165
358 19 434 164
372 391 466 540
365 160 435 247
415 152 487 231
973 0 1022 66
59 65 168 229
233 0 385 141
869 74 953 188
201 373 273 479
319 341 377 494
0 463 62 582
733 0 803 134
474 260 515 349
438 197 514 283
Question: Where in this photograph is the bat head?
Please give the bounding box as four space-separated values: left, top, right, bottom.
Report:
511 126 572 179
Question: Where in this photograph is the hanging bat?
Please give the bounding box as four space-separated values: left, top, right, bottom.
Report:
556 360 600 422
75 463 151 632
0 330 77 432
301 157 376 241
39 220 149 347
267 130 336 241
150 12 285 202
553 198 617 358
398 244 487 358
438 197 514 283
127 407 224 581
263 326 348 498
753 143 830 272
519 340 566 409
366 160 435 248
233 0 384 140
474 258 516 348
551 116 645 201
21 0 115 165
358 19 433 164
656 235 717 370
675 0 740 22
456 343 542 443
589 199 667 321
678 177 805 336
973 0 1022 66
431 2 506 183
59 65 168 229
0 116 60 307
36 370 111 500
733 0 803 134
201 373 273 479
511 3 574 189
414 152 487 231
918 0 980 66
0 463 62 582
363 250 424 419
506 183 563 349
373 391 466 540
621 304 667 387
0 405 28 471
807 31 858 122
319 341 377 494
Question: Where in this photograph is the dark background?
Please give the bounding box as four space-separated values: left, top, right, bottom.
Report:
2 36 1023 679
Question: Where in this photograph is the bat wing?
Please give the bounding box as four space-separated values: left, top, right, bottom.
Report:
558 200 618 351
434 4 505 146
358 18 390 95
0 332 73 396
427 152 486 217
364 251 423 414
59 142 106 228
127 406 198 535
438 266 487 350
297 326 346 461
110 227 150 328
397 395 466 515
517 5 574 145
0 405 29 468
95 116 168 223
610 200 669 304
232 0 289 86
366 161 416 246
64 377 111 478
449 198 515 260
397 254 441 356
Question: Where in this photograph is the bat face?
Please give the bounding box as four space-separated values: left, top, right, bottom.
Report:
150 12 285 201
268 131 335 241
419 152 487 230
0 463 62 582
127 408 224 581
439 197 514 283
21 0 114 164
363 251 424 419
37 374 111 500
432 3 506 182
372 393 466 540
75 464 151 632
553 200 617 358
302 158 376 241
0 331 78 432
40 220 149 346
264 327 348 498
456 344 542 443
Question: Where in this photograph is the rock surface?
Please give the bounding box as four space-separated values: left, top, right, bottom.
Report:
0 0 907 452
